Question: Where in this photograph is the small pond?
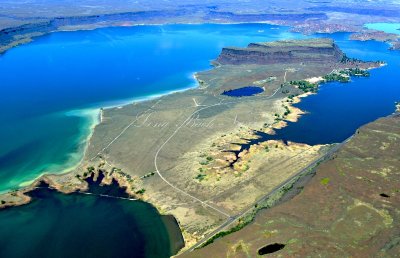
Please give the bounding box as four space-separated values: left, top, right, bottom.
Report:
222 86 264 97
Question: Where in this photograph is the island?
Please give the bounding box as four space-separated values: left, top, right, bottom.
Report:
350 30 400 51
0 38 384 254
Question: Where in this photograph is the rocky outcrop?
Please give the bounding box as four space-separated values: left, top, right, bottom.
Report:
215 38 344 65
390 39 400 50
350 30 399 42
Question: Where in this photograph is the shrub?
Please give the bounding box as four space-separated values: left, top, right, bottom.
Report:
320 177 330 185
135 188 146 195
195 174 206 181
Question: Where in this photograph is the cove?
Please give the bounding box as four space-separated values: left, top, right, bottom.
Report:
0 176 184 258
228 32 400 152
267 33 400 145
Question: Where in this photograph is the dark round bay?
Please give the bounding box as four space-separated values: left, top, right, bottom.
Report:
0 181 184 258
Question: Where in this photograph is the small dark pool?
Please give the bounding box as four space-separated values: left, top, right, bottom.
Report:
258 243 286 255
222 86 264 97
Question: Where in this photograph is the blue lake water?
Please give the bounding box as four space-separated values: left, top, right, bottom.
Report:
0 178 182 258
268 33 400 144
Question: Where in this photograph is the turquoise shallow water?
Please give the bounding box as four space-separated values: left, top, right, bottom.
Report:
365 22 400 35
0 23 302 192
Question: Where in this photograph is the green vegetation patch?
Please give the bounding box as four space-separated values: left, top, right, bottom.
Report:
195 174 206 181
291 68 371 94
283 105 291 116
141 171 155 179
242 164 250 172
323 73 350 83
320 177 330 185
135 188 146 195
324 68 370 83
289 80 318 93
200 216 253 248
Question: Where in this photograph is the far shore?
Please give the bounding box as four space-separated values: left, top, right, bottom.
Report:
2 19 400 57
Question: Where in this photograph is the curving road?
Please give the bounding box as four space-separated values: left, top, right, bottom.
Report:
89 86 283 218
152 86 283 218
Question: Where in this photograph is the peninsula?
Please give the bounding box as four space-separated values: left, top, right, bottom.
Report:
0 38 383 253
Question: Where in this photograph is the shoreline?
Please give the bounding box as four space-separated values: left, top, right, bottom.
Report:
1 21 287 56
0 69 200 195
0 60 389 258
13 108 101 192
0 173 185 257
0 56 383 211
1 19 399 58
0 62 381 201
1 19 391 57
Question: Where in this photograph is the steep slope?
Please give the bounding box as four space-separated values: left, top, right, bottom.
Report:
214 38 344 65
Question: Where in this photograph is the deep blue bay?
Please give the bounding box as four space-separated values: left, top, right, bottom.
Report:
267 34 400 144
0 177 183 258
0 23 399 258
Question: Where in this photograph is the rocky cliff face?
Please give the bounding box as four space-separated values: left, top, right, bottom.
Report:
215 38 344 65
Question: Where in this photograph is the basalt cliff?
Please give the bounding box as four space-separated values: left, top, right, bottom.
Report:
214 38 344 65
